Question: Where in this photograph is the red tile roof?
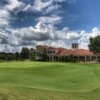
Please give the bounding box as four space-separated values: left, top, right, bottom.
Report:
44 46 67 50
73 49 94 56
57 49 94 56
56 47 67 50
39 45 94 56
44 46 56 50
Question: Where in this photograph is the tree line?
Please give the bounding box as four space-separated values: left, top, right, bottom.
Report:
0 47 35 61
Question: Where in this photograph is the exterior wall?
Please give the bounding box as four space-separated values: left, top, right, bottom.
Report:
36 45 45 59
44 49 57 61
36 45 44 54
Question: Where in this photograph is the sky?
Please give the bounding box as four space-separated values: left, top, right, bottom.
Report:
0 0 100 52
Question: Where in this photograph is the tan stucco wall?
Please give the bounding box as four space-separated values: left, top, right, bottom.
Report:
36 45 45 54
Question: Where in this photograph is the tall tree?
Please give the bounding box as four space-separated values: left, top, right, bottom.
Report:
0 52 5 61
88 35 100 53
14 52 20 61
30 52 35 61
20 47 30 59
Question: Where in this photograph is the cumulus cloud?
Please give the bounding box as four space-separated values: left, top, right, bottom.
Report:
91 27 100 37
12 22 58 41
4 0 47 14
8 34 37 46
0 29 8 44
1 0 64 26
50 40 67 48
3 0 65 15
0 44 20 52
23 0 52 13
4 22 81 49
78 27 100 49
31 0 52 12
0 9 10 27
11 22 81 42
23 0 65 13
65 31 80 40
49 27 100 50
4 0 26 15
1 24 100 52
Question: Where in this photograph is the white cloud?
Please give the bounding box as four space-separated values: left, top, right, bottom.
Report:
0 44 20 53
0 9 10 27
0 0 65 26
3 22 80 50
9 36 37 46
36 15 62 24
65 31 80 40
23 0 52 13
12 22 58 41
4 0 65 15
50 40 67 48
78 27 100 49
7 22 82 42
4 0 26 15
45 4 61 14
5 22 81 49
32 0 52 12
90 27 100 37
63 27 69 32
23 0 64 15
49 27 100 50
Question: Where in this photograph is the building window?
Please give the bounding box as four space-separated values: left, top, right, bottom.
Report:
39 54 41 57
53 51 55 53
50 51 52 54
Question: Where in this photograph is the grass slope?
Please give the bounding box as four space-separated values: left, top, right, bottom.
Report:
0 61 100 100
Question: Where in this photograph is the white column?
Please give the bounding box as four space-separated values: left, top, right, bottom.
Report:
85 56 87 62
78 56 79 62
52 56 54 61
57 56 59 61
90 56 91 62
96 56 98 63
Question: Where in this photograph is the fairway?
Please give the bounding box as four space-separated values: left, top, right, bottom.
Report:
0 61 100 100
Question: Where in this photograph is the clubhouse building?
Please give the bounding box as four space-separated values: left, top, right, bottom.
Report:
36 43 100 62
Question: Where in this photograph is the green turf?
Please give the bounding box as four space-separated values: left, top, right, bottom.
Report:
0 61 100 100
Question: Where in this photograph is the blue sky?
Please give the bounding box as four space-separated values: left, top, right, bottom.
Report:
0 0 100 52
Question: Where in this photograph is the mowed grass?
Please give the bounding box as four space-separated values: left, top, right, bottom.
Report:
0 61 100 100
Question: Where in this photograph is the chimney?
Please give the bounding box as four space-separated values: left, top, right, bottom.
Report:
71 43 79 50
